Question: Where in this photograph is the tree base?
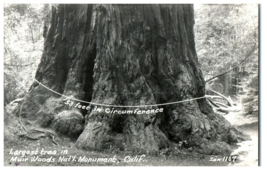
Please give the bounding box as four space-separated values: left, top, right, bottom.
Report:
75 99 249 155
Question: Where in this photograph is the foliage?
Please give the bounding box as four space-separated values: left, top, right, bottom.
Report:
194 4 258 115
239 73 258 115
195 4 258 76
4 4 49 105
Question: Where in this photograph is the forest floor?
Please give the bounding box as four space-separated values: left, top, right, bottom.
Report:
3 103 258 166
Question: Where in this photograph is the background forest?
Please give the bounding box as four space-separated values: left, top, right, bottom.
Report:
4 4 259 115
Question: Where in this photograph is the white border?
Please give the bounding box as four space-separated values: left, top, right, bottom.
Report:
1 1 265 169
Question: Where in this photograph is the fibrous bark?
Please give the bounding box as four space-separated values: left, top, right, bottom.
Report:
19 4 246 155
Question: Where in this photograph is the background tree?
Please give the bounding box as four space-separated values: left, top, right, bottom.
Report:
4 4 49 105
194 4 258 115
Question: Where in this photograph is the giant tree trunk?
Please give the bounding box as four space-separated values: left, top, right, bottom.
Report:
19 4 245 155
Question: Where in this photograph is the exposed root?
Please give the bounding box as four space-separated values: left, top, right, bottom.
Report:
19 101 28 132
18 133 46 140
18 129 59 145
18 99 59 145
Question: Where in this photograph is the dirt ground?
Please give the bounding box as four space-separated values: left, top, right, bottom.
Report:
4 104 258 166
224 111 259 166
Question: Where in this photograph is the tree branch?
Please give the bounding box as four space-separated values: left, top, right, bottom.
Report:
205 44 257 83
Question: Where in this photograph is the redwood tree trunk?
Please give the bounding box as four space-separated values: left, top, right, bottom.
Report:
20 4 246 155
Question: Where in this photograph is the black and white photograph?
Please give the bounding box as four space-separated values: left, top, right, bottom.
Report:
3 2 260 166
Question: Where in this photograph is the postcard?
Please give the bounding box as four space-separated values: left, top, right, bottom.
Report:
3 3 259 166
